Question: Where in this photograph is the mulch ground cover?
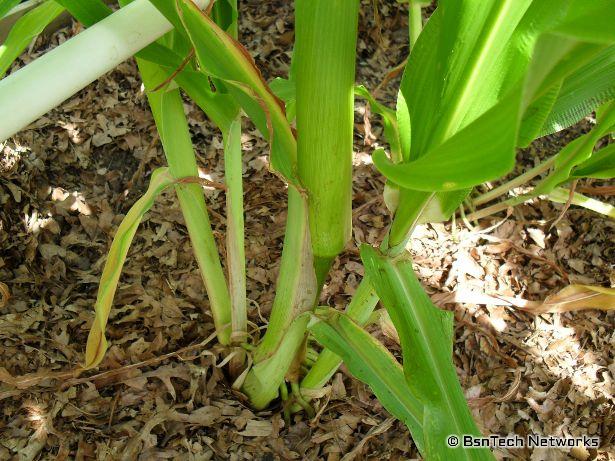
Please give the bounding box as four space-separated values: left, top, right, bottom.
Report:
0 1 613 460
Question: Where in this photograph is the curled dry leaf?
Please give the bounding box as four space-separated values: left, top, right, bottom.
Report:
0 282 9 308
527 284 615 314
433 285 615 314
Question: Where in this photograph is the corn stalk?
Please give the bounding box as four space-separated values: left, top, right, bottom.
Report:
241 0 360 409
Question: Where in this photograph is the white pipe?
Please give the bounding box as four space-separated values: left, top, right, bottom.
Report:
0 0 206 143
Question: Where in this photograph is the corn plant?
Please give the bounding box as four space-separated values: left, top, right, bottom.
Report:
1 0 613 458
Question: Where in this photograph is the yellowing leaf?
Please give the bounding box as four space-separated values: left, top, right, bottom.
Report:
83 168 175 369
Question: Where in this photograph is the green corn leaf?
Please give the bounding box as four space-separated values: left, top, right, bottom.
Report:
356 72 469 227
131 42 185 68
518 82 562 147
84 168 175 369
419 189 472 224
519 0 615 105
395 90 412 162
400 0 536 160
211 0 237 35
0 0 20 20
525 42 605 111
175 0 298 184
597 101 615 133
174 69 239 131
308 308 425 454
54 0 111 26
570 142 615 180
361 245 494 460
520 3 614 119
534 101 615 194
339 85 426 239
0 0 65 78
373 88 521 191
396 90 411 162
540 45 615 136
136 43 239 130
386 0 563 230
382 0 566 242
552 0 615 44
301 279 379 391
376 0 584 191
381 0 614 243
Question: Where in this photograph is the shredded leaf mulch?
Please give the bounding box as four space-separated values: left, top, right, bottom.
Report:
0 2 613 460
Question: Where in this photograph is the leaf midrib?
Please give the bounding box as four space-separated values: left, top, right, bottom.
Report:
434 0 520 146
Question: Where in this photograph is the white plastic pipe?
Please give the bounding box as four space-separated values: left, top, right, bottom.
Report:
0 0 206 143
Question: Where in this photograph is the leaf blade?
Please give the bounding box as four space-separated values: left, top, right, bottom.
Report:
361 245 493 460
0 0 20 20
528 285 615 313
541 45 615 136
309 309 425 453
84 168 175 369
0 0 65 78
54 0 111 26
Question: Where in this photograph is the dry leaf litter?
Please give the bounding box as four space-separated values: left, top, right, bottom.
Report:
0 1 613 460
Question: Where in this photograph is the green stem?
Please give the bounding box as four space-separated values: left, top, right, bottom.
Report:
548 187 615 218
408 0 422 50
241 187 317 408
252 188 314 360
0 0 175 142
243 310 313 410
241 0 360 409
466 193 530 221
472 155 556 206
138 59 232 345
292 0 420 392
300 278 379 391
295 0 359 264
291 381 315 418
465 183 615 221
224 119 247 344
386 190 433 255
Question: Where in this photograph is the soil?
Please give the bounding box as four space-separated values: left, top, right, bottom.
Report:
0 1 613 460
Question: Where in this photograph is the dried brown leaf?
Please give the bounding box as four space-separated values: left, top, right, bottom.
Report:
434 285 615 314
527 284 615 313
0 282 9 308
